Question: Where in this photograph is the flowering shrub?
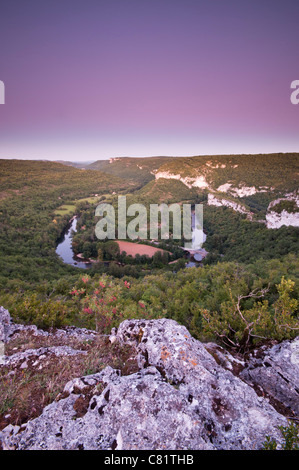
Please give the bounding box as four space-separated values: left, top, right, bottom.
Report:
69 275 160 334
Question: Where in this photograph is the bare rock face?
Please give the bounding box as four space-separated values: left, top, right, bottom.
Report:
240 337 299 418
0 313 298 450
1 366 215 450
0 306 11 343
4 345 87 369
113 319 289 450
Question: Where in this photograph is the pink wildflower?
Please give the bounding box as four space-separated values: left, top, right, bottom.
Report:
83 307 93 315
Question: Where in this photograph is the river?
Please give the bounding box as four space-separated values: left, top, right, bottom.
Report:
56 217 92 269
56 212 207 269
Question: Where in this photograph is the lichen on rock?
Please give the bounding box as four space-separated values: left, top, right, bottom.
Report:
0 311 298 450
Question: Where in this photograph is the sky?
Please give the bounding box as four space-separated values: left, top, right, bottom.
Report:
0 0 299 161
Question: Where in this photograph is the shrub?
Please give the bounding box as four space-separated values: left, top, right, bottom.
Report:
201 277 298 352
263 422 299 450
11 294 70 329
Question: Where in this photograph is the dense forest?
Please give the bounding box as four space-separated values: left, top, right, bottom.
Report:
0 156 298 354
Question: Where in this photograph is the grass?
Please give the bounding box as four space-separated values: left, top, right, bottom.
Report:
53 195 108 216
0 329 138 430
75 196 103 204
54 204 77 216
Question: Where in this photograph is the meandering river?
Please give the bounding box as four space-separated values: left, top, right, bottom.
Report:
56 212 207 269
56 217 92 269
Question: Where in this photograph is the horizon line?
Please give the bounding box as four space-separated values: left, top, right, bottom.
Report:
1 150 299 164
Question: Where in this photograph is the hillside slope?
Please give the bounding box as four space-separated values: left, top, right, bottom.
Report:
87 156 171 186
83 153 299 225
154 153 298 212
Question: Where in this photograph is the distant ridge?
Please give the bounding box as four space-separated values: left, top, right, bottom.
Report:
54 160 95 169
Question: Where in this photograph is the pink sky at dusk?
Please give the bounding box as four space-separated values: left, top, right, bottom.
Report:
0 0 299 161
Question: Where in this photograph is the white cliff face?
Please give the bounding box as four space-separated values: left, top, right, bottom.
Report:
205 162 226 169
216 183 257 197
266 210 299 229
155 168 299 230
230 186 257 197
207 194 252 219
266 192 299 229
191 175 210 188
209 191 299 228
217 183 232 193
155 171 209 189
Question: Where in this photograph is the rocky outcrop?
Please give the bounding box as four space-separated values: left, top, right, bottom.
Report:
0 306 11 344
1 366 216 450
1 310 298 450
240 338 299 418
112 320 294 449
207 193 253 220
265 192 299 229
4 345 88 370
216 183 258 197
266 210 299 229
0 305 97 346
154 171 209 189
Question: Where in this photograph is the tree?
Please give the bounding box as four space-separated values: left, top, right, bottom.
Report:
97 246 103 262
201 277 299 353
103 241 120 260
82 241 93 259
273 277 299 340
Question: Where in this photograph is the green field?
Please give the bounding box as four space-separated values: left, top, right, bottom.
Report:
54 204 77 216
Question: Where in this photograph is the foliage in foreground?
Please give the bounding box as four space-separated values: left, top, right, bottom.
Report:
263 422 299 450
3 255 298 353
200 277 298 352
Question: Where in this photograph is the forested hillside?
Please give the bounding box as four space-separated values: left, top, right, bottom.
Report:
0 156 298 355
154 153 299 192
0 160 134 284
87 156 171 186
